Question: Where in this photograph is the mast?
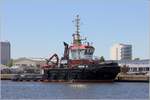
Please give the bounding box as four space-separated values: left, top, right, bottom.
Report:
76 15 80 35
70 15 95 60
73 15 81 45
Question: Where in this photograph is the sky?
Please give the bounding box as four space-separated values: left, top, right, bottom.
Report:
0 0 149 59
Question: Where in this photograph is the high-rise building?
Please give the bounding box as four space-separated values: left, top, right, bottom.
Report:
0 41 11 65
110 43 132 60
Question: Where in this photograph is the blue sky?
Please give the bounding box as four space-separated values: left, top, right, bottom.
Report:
1 0 149 59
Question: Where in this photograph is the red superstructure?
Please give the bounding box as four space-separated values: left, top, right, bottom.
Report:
43 15 97 68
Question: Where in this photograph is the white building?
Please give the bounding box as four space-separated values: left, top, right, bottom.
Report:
0 41 11 65
118 59 150 74
14 57 46 67
106 59 150 74
110 43 132 60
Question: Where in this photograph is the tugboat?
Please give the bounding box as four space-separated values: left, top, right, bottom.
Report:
42 15 120 82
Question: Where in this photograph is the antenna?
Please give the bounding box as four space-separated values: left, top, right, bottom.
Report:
75 15 80 35
72 15 82 45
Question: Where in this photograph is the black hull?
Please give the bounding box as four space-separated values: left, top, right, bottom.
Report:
43 63 120 82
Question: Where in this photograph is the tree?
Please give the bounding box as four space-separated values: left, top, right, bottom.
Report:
134 58 140 60
6 59 13 67
121 65 129 74
100 56 105 63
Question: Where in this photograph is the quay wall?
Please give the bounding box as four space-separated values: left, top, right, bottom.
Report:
116 74 149 82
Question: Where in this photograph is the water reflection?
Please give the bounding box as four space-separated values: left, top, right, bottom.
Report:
69 83 87 89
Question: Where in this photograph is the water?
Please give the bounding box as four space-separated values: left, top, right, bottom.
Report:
1 80 149 99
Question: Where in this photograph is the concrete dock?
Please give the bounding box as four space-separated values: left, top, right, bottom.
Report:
0 74 17 80
115 74 149 82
